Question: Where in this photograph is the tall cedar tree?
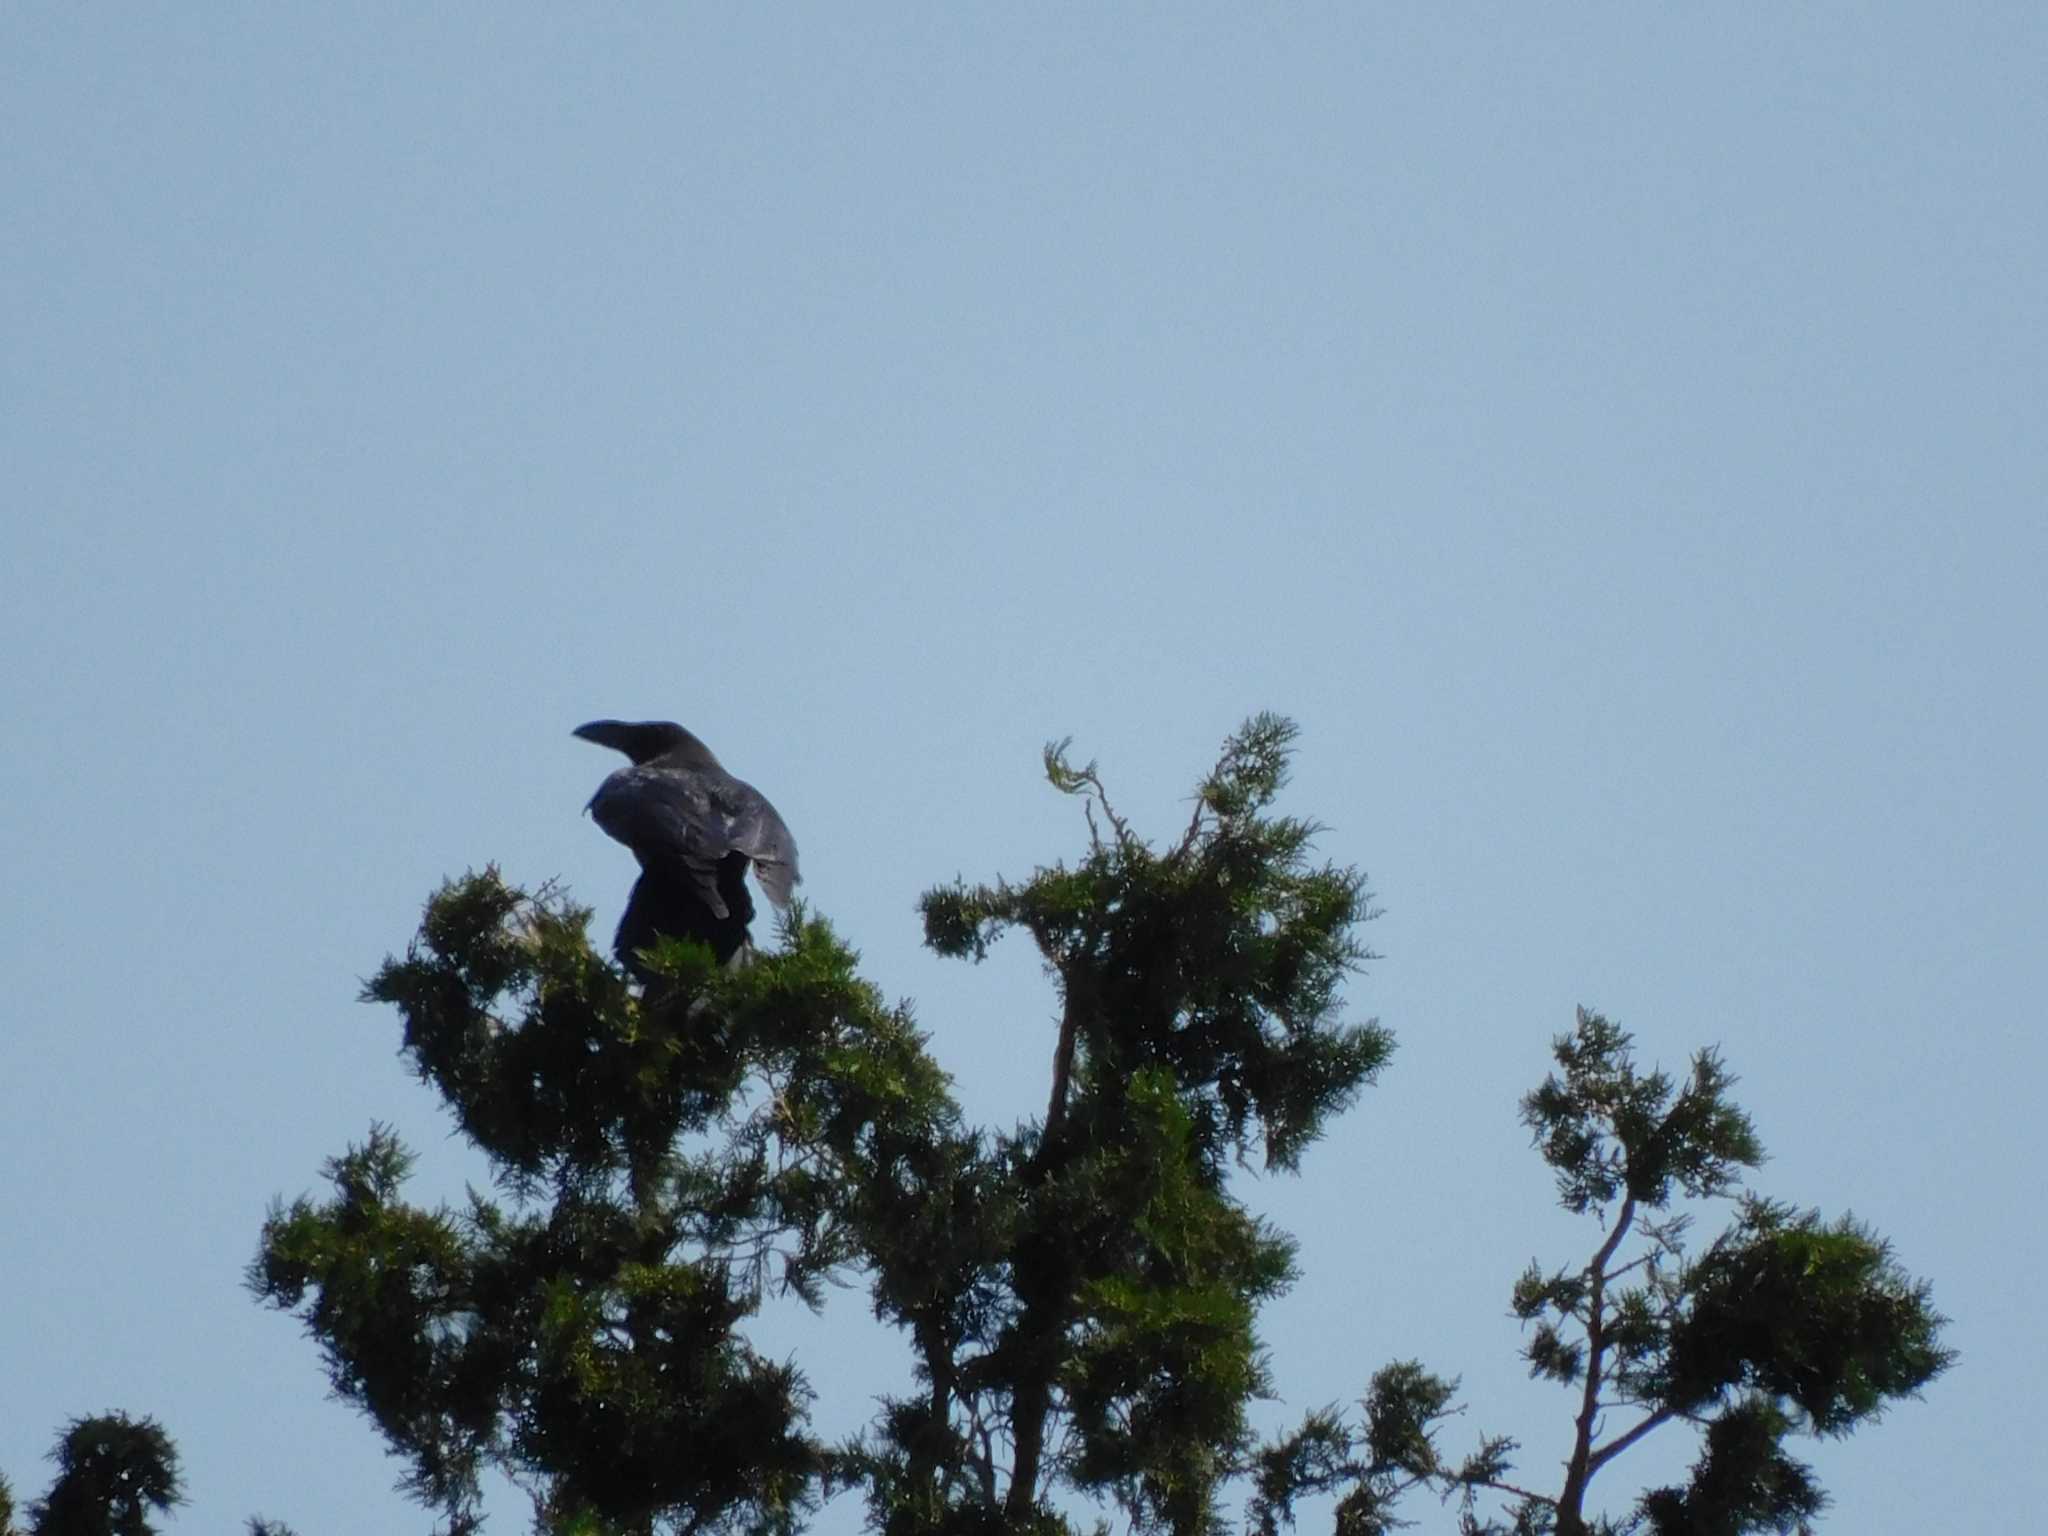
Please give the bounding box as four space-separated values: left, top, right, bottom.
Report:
248 715 1392 1536
1249 1010 1952 1536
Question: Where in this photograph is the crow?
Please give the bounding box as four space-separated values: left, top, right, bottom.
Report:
573 720 799 975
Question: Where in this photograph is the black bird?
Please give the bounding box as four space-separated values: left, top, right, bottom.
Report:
573 719 800 975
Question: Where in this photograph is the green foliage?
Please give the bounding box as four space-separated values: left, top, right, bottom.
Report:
890 716 1387 1536
25 1414 181 1536
3 716 1951 1535
249 717 1387 1536
226 718 1945 1536
1662 1199 1954 1436
1259 1010 1951 1536
1059 1069 1298 1533
1520 1010 1763 1214
3 1417 314 1536
922 713 1391 1176
252 878 959 1535
1638 1397 1823 1536
1245 1362 1506 1536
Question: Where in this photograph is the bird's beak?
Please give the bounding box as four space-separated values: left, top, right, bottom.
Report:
573 720 628 750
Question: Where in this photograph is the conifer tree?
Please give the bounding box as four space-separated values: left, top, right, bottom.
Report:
1249 1009 1952 1536
226 715 1945 1533
0 1415 300 1536
13 1414 181 1536
249 715 1390 1536
2 721 1954 1534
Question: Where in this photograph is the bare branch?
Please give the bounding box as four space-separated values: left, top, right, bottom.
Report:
1458 1475 1556 1509
1586 1405 1678 1478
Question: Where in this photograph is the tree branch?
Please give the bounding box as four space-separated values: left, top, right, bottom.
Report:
1556 1194 1637 1535
1607 1251 1656 1281
1459 1474 1556 1508
1586 1405 1677 1478
1042 982 1083 1148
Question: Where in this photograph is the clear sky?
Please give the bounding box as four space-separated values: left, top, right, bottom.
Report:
3 7 2041 1532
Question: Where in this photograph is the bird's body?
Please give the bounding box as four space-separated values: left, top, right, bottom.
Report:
574 720 799 974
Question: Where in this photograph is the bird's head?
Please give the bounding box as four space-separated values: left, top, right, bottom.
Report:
573 719 722 769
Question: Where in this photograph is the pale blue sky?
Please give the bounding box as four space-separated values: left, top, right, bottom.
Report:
3 8 2041 1532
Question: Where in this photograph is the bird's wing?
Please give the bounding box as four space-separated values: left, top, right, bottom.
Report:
722 781 800 909
589 765 802 913
587 765 736 916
